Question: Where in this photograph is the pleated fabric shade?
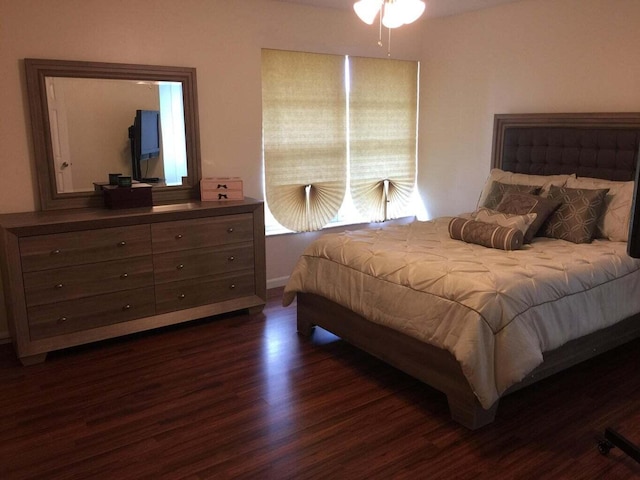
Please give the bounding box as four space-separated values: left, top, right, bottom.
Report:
262 49 347 232
349 57 417 221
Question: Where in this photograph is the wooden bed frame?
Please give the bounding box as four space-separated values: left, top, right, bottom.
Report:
296 112 640 429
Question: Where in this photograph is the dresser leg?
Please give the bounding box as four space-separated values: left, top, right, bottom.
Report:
20 352 48 366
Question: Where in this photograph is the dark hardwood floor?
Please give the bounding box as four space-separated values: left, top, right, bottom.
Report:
1 289 639 479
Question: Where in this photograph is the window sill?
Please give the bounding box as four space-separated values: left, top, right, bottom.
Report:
265 215 416 237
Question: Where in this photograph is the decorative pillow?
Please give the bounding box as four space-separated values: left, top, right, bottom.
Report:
481 181 541 209
495 193 561 243
448 217 524 251
472 207 537 237
540 185 610 244
477 168 574 208
565 177 634 242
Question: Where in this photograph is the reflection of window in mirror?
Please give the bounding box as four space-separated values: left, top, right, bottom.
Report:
45 77 188 193
159 83 187 186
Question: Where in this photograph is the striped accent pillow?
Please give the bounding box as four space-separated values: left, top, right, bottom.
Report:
472 207 537 237
449 217 524 251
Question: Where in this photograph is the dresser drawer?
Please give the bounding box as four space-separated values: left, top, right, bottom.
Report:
20 225 151 272
151 214 253 254
155 271 255 313
23 255 154 307
28 287 156 340
153 243 254 285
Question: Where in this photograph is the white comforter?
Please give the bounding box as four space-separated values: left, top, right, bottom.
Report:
283 217 640 409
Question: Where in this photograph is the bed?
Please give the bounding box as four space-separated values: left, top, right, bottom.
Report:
283 112 640 429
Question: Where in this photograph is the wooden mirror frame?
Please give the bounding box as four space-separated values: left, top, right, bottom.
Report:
25 58 202 210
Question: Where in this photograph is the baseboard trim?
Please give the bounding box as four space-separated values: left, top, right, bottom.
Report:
267 276 289 290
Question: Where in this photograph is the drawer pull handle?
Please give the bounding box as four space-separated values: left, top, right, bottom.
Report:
175 234 183 240
217 184 228 189
228 256 235 262
51 249 61 255
227 227 234 233
55 283 64 289
177 264 185 270
229 284 236 290
118 241 127 247
120 273 129 279
178 293 186 300
122 304 131 311
57 316 68 324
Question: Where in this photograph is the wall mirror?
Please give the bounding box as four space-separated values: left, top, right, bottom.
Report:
25 58 202 210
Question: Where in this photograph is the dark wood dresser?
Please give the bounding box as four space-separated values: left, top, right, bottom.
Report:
0 199 266 365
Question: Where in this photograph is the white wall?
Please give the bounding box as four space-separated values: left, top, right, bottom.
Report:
418 0 640 218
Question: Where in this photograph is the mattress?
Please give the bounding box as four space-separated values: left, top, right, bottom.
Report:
283 217 640 409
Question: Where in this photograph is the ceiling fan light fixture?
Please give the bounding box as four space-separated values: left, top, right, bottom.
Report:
355 0 426 28
353 0 383 25
381 1 404 28
354 0 426 56
396 0 426 25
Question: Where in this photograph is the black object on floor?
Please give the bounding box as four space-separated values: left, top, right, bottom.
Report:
597 427 640 463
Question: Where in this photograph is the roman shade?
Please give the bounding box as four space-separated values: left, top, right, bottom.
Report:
349 56 418 221
262 49 347 232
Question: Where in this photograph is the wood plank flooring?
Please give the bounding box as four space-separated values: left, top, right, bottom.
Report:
0 289 639 479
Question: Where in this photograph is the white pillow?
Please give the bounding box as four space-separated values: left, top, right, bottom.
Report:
565 176 634 242
477 168 573 208
472 207 538 237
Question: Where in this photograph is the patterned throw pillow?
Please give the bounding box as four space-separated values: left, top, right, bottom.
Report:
472 207 537 237
565 177 634 242
481 181 541 210
540 185 610 244
495 193 561 243
448 217 524 251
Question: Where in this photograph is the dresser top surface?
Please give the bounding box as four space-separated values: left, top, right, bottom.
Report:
0 199 264 236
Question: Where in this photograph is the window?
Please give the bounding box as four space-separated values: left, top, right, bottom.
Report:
262 49 419 233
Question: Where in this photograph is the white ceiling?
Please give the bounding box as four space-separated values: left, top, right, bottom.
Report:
277 0 522 18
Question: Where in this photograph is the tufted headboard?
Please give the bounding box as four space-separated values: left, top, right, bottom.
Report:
491 113 640 181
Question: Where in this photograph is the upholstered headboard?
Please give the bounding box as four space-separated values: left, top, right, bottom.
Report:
491 113 640 181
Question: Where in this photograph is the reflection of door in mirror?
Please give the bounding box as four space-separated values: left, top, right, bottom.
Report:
45 78 74 192
46 77 187 193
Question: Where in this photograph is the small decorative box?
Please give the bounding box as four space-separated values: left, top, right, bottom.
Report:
201 177 244 201
103 183 153 209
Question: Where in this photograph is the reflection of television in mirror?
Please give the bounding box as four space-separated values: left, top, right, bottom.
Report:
129 109 161 182
627 145 640 258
